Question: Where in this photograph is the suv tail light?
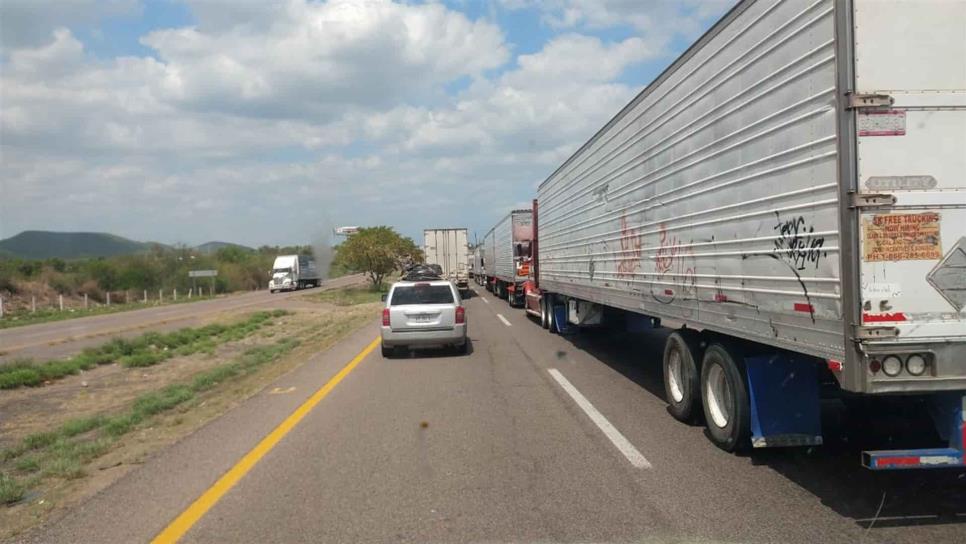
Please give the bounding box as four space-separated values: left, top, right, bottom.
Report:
382 308 390 326
455 306 465 324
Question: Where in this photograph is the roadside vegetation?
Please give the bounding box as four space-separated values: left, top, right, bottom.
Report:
0 310 287 390
0 336 300 505
0 244 350 328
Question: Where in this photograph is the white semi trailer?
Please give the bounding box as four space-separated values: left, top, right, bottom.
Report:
524 0 965 469
424 228 470 292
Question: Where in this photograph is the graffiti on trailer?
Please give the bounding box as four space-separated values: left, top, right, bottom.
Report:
616 214 642 278
653 224 697 303
773 215 827 271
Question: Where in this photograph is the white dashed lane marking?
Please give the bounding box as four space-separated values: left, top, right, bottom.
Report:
548 368 652 469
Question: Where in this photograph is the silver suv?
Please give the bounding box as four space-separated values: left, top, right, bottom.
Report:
381 280 467 357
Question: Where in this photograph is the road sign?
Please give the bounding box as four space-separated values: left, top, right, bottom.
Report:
188 270 218 278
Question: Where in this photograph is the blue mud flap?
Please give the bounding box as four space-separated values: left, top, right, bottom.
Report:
552 305 575 335
863 394 966 470
745 353 823 448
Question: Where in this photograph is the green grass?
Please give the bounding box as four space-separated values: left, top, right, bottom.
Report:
0 473 25 504
0 310 289 390
309 286 386 306
1 336 302 491
0 295 218 330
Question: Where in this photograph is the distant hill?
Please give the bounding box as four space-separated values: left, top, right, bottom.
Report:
195 241 255 254
0 231 157 259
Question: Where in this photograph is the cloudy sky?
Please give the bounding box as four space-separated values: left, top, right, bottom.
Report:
0 0 731 247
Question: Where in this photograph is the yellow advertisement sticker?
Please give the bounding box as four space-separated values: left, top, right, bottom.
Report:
863 213 942 262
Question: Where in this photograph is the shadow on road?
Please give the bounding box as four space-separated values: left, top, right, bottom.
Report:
392 338 475 359
554 327 966 531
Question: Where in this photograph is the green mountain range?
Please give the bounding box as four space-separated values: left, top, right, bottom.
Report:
0 231 253 260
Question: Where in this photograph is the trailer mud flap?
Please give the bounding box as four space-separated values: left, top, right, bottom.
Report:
862 394 966 470
745 354 823 448
552 305 575 335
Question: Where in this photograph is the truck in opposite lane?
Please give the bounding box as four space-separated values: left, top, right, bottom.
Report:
269 255 321 292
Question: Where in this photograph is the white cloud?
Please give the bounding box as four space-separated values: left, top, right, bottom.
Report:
140 0 509 119
0 0 726 245
0 0 140 47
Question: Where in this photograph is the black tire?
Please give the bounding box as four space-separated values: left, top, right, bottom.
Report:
454 341 468 355
381 344 394 358
540 297 549 329
546 294 558 334
663 331 703 423
699 343 751 452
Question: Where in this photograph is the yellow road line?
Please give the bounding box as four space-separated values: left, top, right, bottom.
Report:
151 336 381 543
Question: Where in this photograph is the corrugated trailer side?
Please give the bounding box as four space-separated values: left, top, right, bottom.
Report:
493 213 514 282
537 0 842 361
532 0 966 469
482 228 496 289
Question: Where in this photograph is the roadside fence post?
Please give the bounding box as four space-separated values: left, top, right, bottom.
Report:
159 289 163 303
107 292 111 306
59 294 64 311
188 288 192 299
0 296 4 318
32 296 37 313
143 290 148 304
174 288 177 301
84 294 88 310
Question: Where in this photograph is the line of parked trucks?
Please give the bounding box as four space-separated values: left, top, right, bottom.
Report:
468 0 966 470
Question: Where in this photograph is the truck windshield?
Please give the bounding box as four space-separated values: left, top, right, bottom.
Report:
272 268 292 273
390 285 454 305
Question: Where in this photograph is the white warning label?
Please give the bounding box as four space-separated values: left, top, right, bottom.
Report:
857 109 906 137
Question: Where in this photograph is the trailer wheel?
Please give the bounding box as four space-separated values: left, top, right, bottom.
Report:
540 297 549 329
700 343 750 452
545 294 557 334
663 331 703 423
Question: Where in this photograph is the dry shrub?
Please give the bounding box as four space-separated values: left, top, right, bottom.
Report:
78 280 105 303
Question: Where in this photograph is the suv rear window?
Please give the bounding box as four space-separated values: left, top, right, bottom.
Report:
390 285 454 305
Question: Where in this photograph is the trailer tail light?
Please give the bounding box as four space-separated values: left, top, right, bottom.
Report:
827 359 843 372
881 355 903 377
869 359 882 374
905 354 928 376
382 308 390 327
455 306 465 324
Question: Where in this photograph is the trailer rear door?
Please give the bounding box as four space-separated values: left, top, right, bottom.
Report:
852 0 966 390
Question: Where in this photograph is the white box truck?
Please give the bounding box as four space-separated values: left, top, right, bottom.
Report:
269 254 321 292
424 228 470 292
523 0 965 469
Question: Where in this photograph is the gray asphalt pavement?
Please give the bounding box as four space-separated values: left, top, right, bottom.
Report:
16 285 966 543
0 274 365 363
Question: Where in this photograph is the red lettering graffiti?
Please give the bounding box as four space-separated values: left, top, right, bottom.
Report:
653 224 697 300
616 214 642 278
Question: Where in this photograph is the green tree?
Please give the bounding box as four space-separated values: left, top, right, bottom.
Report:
332 227 422 289
88 259 119 291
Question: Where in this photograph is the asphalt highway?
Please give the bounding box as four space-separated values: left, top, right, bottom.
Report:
16 285 966 543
